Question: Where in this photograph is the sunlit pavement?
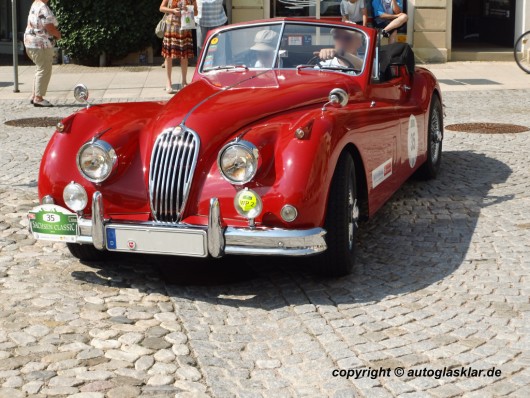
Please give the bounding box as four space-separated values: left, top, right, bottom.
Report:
0 68 529 397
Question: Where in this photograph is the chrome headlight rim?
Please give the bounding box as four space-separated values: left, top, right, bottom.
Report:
217 140 260 185
76 140 117 183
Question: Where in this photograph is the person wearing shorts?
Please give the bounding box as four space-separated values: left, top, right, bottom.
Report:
372 0 408 44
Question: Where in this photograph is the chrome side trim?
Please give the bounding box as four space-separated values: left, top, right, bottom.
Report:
208 198 225 258
91 191 106 250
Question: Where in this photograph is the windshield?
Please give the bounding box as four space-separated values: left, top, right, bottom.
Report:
200 22 368 75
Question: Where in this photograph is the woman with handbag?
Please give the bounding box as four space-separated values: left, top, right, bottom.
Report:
159 0 197 94
24 0 61 107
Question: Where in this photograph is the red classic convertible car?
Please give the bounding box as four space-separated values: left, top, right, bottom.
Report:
29 18 443 276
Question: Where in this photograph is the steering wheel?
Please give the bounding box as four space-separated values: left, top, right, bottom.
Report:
335 54 356 68
306 52 356 69
306 55 321 66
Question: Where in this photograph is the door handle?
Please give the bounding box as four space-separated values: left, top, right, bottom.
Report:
400 85 411 91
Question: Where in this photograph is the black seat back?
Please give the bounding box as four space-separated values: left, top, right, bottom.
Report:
379 42 415 81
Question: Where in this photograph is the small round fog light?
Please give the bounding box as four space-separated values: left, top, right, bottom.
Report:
280 204 298 222
234 188 263 219
63 182 88 212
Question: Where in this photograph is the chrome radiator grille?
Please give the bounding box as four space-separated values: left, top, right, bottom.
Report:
149 127 200 223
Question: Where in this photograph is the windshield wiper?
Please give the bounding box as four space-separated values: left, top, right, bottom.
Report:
203 64 249 72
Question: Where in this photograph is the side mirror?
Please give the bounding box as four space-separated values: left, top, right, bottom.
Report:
74 84 90 108
322 88 349 112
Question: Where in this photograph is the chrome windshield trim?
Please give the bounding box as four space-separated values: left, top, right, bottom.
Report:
199 20 370 77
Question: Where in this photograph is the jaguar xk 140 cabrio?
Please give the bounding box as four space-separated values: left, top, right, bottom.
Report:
29 18 443 276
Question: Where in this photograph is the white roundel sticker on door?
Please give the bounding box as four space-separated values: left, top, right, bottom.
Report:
408 114 418 168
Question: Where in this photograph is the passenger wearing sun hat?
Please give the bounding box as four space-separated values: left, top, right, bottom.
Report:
251 30 279 67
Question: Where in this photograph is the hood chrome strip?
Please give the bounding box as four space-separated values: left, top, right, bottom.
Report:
181 69 274 126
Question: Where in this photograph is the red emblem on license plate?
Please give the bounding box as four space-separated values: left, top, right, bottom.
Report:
127 240 136 250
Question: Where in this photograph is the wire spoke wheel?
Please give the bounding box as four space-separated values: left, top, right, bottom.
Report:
514 31 530 74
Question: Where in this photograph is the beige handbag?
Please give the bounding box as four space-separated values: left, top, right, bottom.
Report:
155 0 173 38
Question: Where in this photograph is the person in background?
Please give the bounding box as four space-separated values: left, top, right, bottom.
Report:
195 0 227 57
160 0 197 93
24 0 61 107
372 0 408 44
340 0 368 26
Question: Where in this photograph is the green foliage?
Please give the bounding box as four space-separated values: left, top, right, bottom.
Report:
50 0 162 64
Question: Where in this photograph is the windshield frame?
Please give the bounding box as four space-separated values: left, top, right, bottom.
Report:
198 20 370 77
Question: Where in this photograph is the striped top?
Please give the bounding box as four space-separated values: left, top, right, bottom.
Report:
196 0 227 28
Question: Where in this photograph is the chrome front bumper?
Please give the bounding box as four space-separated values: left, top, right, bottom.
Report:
76 192 327 257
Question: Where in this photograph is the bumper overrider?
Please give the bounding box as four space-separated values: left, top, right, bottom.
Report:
75 192 327 257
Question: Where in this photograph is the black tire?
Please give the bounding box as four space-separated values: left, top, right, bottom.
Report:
418 95 443 179
67 243 106 261
514 31 530 74
314 152 359 277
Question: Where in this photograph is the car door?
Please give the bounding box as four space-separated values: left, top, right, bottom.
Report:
392 65 426 182
360 77 403 215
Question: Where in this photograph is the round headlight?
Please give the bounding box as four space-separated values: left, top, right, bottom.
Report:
77 140 117 183
234 188 263 219
218 140 259 185
63 182 88 212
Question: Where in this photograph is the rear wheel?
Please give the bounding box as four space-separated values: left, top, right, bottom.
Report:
66 243 105 261
314 152 359 277
419 95 443 179
514 31 530 74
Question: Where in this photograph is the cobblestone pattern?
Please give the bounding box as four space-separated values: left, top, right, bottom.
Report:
0 90 529 397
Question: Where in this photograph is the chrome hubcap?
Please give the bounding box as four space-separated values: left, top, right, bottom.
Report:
347 178 358 251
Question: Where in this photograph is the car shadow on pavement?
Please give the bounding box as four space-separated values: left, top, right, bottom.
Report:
71 150 512 307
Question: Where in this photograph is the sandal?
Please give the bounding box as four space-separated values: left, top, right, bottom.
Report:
166 87 177 94
33 99 53 107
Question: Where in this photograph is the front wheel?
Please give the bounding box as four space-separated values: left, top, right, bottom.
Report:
314 152 359 277
67 243 106 261
418 95 443 179
514 31 530 74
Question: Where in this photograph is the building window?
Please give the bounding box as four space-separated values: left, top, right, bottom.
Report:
0 0 11 41
273 0 342 18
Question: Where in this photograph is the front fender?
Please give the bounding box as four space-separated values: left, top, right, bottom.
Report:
38 102 163 216
193 109 340 228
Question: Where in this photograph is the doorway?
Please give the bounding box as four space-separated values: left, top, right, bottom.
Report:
452 0 516 49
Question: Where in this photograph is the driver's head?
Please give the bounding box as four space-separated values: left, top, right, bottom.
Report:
251 30 278 67
331 29 363 54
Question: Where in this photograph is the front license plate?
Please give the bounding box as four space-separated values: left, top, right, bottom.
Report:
105 224 207 257
28 205 78 242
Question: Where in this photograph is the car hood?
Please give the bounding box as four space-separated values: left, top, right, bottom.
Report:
145 69 360 149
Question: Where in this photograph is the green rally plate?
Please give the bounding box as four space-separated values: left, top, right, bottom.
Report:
28 205 78 242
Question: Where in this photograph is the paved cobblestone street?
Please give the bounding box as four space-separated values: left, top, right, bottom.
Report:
0 89 529 397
